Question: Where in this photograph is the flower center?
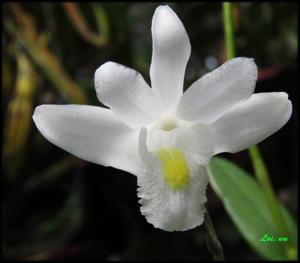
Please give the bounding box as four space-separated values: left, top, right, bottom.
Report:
156 147 190 191
155 114 178 131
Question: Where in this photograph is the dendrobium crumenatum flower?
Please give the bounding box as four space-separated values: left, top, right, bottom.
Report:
33 5 292 231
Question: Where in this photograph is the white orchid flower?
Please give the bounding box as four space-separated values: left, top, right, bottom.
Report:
33 5 292 231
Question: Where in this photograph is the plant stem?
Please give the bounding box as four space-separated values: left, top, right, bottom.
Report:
222 2 296 260
204 209 225 261
222 2 235 59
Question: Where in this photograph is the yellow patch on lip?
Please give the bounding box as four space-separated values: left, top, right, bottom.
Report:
156 147 190 191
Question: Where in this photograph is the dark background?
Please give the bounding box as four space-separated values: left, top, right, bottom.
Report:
2 2 298 260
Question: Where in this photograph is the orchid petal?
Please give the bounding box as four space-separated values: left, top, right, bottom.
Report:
150 5 191 111
177 58 258 124
209 92 292 154
33 104 142 176
95 62 162 128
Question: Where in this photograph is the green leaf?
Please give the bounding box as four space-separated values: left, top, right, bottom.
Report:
207 157 297 260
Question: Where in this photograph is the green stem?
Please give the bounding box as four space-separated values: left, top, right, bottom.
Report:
222 2 235 58
222 2 295 259
204 209 225 261
248 146 285 232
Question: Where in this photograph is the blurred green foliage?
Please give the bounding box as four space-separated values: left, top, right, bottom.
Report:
2 2 298 260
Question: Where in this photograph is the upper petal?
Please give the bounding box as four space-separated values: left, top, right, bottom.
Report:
176 57 258 124
209 92 292 154
137 125 213 231
150 5 191 111
95 62 162 128
33 104 142 176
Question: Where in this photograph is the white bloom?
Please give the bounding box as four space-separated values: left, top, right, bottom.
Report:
33 5 292 231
